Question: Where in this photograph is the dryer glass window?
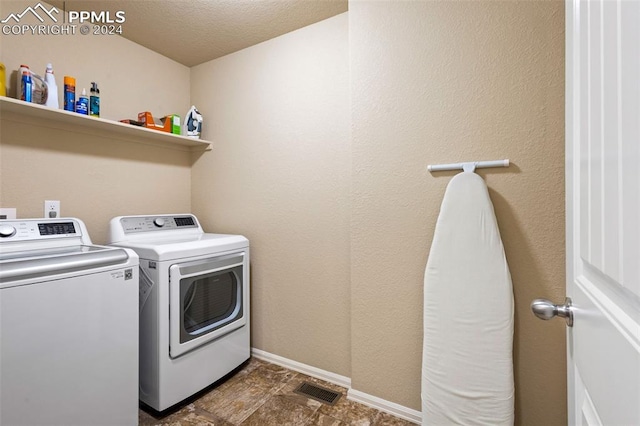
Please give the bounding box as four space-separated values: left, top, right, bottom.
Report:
179 265 243 344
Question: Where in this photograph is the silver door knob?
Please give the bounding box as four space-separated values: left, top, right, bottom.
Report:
531 297 574 327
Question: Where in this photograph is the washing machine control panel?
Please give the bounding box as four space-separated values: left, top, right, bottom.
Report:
120 215 199 234
0 219 83 241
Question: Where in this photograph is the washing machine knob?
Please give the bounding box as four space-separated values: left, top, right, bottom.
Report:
0 225 16 238
153 218 166 228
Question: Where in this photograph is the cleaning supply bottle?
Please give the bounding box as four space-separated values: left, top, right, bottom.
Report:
89 82 100 117
0 62 6 96
44 64 59 108
64 76 75 111
18 65 30 101
20 70 32 102
75 88 88 115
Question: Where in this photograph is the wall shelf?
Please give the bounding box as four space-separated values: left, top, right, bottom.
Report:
0 97 212 152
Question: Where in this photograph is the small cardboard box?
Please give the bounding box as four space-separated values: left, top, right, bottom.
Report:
119 119 144 126
138 111 166 132
137 111 180 134
161 114 181 135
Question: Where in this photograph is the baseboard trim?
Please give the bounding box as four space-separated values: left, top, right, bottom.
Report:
250 348 351 389
347 388 422 424
251 348 421 424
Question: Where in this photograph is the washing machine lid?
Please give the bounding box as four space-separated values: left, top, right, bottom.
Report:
0 245 132 284
109 233 249 261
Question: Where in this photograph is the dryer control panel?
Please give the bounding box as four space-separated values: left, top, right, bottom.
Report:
119 215 199 234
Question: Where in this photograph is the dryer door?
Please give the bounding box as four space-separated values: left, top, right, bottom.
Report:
169 252 246 358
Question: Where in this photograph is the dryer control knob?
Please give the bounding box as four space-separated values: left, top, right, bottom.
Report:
153 218 166 228
0 225 16 238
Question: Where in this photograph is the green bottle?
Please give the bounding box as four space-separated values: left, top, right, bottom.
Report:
89 82 100 117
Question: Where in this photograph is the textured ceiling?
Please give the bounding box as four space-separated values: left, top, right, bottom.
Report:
48 0 348 67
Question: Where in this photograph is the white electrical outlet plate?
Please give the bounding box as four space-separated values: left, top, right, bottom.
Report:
0 208 17 220
44 200 60 219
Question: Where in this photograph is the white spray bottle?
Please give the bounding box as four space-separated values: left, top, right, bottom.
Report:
44 63 59 109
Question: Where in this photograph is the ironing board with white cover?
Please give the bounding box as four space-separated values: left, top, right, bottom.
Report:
422 171 514 425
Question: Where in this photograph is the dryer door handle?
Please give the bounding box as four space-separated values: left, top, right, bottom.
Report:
176 253 245 277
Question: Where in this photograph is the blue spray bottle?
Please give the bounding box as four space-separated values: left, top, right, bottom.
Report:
20 70 32 102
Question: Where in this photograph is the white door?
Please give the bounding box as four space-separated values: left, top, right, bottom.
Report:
564 0 640 425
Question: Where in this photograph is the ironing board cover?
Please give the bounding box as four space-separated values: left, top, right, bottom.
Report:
422 172 514 425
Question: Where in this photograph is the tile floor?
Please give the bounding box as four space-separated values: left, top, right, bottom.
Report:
138 357 416 426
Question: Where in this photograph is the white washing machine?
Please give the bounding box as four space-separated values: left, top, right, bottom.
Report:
0 218 139 426
107 214 250 412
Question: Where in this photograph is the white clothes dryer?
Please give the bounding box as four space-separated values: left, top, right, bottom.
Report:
107 214 250 412
0 218 139 426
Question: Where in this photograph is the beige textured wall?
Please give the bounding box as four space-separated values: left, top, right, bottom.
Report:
350 1 566 425
0 0 190 121
190 14 351 376
0 0 192 243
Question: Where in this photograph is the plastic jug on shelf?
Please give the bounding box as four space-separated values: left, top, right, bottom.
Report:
18 65 48 105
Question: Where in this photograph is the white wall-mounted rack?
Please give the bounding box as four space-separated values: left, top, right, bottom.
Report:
427 159 510 173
